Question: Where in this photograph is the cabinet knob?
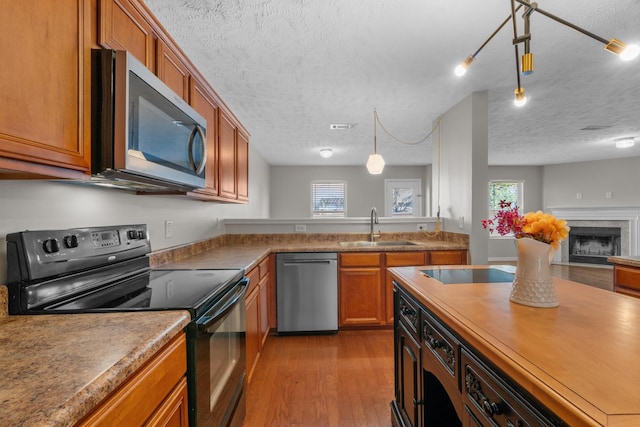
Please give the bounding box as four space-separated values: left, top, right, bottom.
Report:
482 398 501 416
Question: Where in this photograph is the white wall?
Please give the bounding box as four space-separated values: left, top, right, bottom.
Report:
0 144 270 283
433 92 489 264
269 165 428 218
543 157 640 208
487 166 543 260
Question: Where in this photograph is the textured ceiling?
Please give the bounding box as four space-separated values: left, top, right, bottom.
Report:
144 0 640 166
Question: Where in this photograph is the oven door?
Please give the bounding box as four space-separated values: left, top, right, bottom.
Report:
192 278 248 427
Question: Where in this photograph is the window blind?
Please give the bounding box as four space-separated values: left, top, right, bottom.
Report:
312 182 346 217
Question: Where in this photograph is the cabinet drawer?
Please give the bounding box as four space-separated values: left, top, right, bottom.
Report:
429 250 467 265
79 333 187 427
421 309 459 383
614 265 640 291
396 288 420 338
246 266 260 295
258 257 269 279
386 251 426 267
340 252 383 267
461 349 560 427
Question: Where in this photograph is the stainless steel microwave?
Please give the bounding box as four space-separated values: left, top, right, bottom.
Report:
91 48 206 191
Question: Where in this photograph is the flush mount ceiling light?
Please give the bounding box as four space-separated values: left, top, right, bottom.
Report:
319 148 333 158
454 0 639 107
615 137 635 149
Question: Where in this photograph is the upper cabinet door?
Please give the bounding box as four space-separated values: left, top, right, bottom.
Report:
189 79 219 195
99 0 155 69
218 110 238 200
0 1 90 178
156 38 190 101
236 130 249 202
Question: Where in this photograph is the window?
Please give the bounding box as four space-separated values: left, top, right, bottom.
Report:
312 181 346 217
489 180 524 235
384 179 422 217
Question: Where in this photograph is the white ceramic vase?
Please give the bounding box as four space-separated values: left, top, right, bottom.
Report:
510 238 559 308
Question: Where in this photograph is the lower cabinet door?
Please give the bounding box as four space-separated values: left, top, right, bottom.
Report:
396 322 422 427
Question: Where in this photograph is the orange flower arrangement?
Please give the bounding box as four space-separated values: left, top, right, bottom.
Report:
482 201 570 250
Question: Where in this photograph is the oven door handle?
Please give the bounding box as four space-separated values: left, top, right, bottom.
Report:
196 278 248 332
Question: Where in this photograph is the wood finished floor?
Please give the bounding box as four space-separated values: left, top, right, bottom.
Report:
243 330 394 427
243 263 614 426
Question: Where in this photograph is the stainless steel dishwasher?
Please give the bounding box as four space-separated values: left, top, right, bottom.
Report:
276 252 338 334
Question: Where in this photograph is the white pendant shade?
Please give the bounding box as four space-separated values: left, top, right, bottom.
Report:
366 153 385 174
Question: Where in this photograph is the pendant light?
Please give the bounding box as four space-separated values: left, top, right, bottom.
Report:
366 110 385 174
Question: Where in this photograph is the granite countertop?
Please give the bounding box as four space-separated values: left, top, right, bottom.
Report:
0 299 190 427
151 232 469 271
608 255 640 268
0 231 468 426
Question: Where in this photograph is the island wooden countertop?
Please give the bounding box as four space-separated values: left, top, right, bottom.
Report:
0 302 190 427
389 265 640 427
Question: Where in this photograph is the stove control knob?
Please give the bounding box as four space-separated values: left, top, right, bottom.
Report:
63 235 79 248
137 230 146 240
43 238 60 254
127 230 138 240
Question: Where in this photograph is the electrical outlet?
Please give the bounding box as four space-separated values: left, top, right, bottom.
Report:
165 220 173 238
458 216 464 229
295 224 307 233
417 223 429 231
576 192 582 199
605 191 612 199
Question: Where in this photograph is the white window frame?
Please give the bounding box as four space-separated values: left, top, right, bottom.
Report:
311 181 347 218
488 180 524 238
384 179 422 217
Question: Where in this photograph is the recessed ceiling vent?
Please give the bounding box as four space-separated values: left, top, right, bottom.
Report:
580 125 613 131
329 123 355 130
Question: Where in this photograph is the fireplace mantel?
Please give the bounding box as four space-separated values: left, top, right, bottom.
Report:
549 207 640 259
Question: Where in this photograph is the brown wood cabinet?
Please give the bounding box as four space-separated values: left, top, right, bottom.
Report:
98 0 155 68
245 257 272 383
613 264 640 298
428 250 468 265
339 253 385 327
156 38 190 101
218 110 238 200
77 333 188 427
340 250 468 327
0 1 91 179
2 0 250 201
236 130 250 202
189 78 220 196
258 257 271 346
385 252 427 324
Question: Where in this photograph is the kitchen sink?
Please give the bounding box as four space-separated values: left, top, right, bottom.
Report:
338 241 418 247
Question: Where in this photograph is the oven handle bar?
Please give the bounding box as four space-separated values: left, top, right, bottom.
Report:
196 278 248 332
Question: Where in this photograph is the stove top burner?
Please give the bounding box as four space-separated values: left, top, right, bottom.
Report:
6 224 245 318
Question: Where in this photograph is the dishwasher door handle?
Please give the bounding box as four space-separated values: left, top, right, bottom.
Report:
281 260 335 266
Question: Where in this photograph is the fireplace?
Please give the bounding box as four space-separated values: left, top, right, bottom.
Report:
549 207 640 265
568 226 621 265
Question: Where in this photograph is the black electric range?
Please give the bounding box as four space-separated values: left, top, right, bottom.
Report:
5 224 248 427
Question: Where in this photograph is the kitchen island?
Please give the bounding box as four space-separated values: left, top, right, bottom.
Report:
389 265 640 427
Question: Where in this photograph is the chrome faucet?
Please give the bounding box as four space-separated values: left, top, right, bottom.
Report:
370 207 380 242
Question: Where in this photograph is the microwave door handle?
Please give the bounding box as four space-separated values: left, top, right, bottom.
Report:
188 124 207 175
196 278 248 332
